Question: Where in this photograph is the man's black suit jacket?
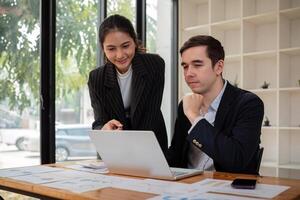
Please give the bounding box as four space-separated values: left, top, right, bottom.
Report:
88 53 168 151
166 82 264 174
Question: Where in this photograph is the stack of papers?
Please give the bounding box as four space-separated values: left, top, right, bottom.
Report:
149 178 290 200
191 179 290 199
149 192 266 200
0 165 63 178
64 162 108 174
0 166 290 199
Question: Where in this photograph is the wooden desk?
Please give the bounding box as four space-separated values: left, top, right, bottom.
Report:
0 163 300 200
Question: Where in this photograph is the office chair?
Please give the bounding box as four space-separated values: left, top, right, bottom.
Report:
256 147 264 175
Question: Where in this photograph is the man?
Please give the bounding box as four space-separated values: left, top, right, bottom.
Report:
166 35 264 174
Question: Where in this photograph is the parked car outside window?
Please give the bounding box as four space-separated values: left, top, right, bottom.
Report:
23 124 97 161
0 129 38 150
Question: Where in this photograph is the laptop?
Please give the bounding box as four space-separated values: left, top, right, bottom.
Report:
89 130 202 180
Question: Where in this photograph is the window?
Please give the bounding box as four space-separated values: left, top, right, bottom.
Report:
55 0 99 162
1 0 176 166
146 0 174 143
65 128 89 136
0 0 40 168
107 0 136 23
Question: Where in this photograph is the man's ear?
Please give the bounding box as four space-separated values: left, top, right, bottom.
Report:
214 60 224 76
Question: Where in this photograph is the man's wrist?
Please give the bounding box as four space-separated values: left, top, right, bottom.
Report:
187 115 205 134
187 113 201 124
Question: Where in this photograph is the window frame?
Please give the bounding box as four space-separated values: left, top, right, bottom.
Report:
40 0 177 164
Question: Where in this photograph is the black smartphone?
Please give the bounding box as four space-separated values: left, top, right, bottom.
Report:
231 178 257 189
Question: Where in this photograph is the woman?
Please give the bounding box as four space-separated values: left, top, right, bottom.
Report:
88 14 167 151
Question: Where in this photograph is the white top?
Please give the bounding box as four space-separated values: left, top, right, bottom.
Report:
116 65 133 109
188 80 227 171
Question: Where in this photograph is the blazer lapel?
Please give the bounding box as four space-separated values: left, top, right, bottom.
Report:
103 63 126 122
214 83 236 131
131 54 148 120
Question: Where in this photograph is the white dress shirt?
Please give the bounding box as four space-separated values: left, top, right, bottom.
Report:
188 80 227 171
116 65 133 109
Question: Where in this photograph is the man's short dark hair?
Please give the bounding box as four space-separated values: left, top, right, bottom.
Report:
180 35 225 66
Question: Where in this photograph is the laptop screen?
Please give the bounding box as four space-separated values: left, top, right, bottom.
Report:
89 130 202 180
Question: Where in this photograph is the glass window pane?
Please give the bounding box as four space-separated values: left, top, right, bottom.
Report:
55 0 99 162
0 0 41 169
146 0 173 143
107 0 136 25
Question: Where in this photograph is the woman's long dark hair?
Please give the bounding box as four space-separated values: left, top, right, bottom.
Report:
99 14 145 54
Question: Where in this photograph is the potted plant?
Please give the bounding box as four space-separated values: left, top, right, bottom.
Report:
261 81 270 89
264 116 271 127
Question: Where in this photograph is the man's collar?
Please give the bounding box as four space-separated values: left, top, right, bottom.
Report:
209 80 227 111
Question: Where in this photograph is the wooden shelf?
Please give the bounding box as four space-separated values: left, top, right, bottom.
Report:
183 24 209 32
225 54 241 62
211 19 240 29
181 26 210 44
179 0 300 180
262 126 278 130
280 7 300 19
243 50 277 59
250 88 277 93
279 163 300 170
243 12 277 24
279 127 300 131
280 47 300 56
279 87 300 92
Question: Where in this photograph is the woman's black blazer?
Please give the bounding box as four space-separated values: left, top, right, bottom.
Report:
88 53 168 151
